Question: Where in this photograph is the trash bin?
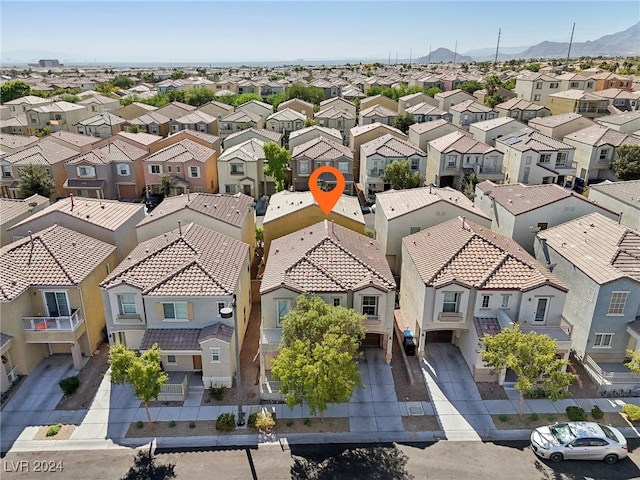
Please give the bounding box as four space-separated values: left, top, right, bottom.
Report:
403 329 416 356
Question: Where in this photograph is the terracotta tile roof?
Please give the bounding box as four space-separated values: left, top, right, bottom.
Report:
263 191 363 224
497 128 574 152
359 104 398 118
320 97 355 107
224 127 282 144
589 180 640 208
174 130 219 145
449 99 493 114
470 117 522 132
3 138 79 166
361 133 426 157
408 119 452 134
48 131 103 149
315 106 355 120
528 113 586 128
137 192 253 228
403 216 566 291
66 139 147 165
260 220 395 294
564 125 640 147
474 316 503 337
102 223 248 296
199 322 233 344
129 111 171 125
140 327 234 351
116 131 163 146
288 126 342 143
496 98 548 111
144 139 213 164
292 136 352 160
221 110 261 123
537 212 640 284
429 131 495 155
267 108 306 122
377 186 489 221
350 122 406 139
0 194 49 226
0 224 116 301
218 138 265 163
173 110 217 125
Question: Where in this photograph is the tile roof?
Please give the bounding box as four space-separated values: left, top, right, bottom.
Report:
173 110 217 125
218 138 265 163
359 104 398 118
129 111 171 125
320 97 355 107
221 110 261 123
0 194 49 226
224 127 282 144
173 130 219 145
31 101 86 113
470 117 523 132
144 139 213 164
589 180 640 208
292 136 352 160
263 190 364 224
564 125 640 147
102 223 248 295
596 111 640 126
0 134 38 151
429 131 495 155
350 122 406 138
66 139 147 165
115 131 163 146
139 324 234 351
361 133 426 157
449 99 493 113
496 128 574 152
49 131 103 149
528 113 586 128
403 216 567 291
474 316 503 337
78 94 118 105
267 108 306 122
315 106 355 120
548 90 605 101
435 89 468 99
537 212 640 284
405 103 446 116
496 98 548 111
288 125 342 142
408 119 451 134
3 138 79 166
0 225 116 301
377 186 489 221
137 192 253 228
261 220 395 294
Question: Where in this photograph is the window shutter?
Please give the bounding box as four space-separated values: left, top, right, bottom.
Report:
156 303 164 320
187 302 194 320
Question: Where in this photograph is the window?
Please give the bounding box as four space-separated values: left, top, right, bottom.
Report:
570 82 579 88
230 163 244 175
167 355 177 364
79 189 89 197
162 302 188 321
44 291 70 317
299 160 310 175
443 292 459 313
534 94 541 102
117 164 130 176
587 82 594 89
217 302 225 315
481 295 490 308
409 226 421 234
2 165 12 177
608 291 628 315
277 300 290 325
210 347 220 362
594 333 614 348
167 166 172 173
534 298 548 322
535 82 543 90
189 166 200 178
411 158 419 171
538 222 548 230
117 294 136 315
76 165 95 177
549 82 559 89
333 298 341 307
362 296 378 317
225 184 235 194
149 165 161 174
539 153 551 163
501 295 510 309
338 161 349 173
525 156 532 165
599 148 609 160
176 166 181 173
446 155 457 168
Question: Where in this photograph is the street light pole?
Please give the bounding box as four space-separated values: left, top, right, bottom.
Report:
220 293 245 426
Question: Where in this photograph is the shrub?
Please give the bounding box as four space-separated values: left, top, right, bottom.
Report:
530 413 539 421
208 384 225 401
135 421 144 429
216 413 236 432
547 414 556 422
591 406 604 420
46 424 62 437
59 376 80 395
303 417 311 426
622 404 640 422
566 406 587 421
247 412 258 429
189 421 196 429
498 414 508 423
255 412 276 432
286 419 294 427
169 420 177 428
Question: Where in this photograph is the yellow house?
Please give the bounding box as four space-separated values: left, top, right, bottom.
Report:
262 190 365 257
0 225 117 393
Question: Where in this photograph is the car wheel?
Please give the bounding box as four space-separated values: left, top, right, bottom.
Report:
604 454 618 464
549 452 563 463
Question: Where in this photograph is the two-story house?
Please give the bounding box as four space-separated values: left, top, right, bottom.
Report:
546 90 610 118
288 126 342 153
556 73 596 92
169 110 218 137
318 97 357 118
276 98 314 119
197 101 234 123
359 104 398 127
25 101 91 135
0 194 49 246
359 94 398 113
592 72 633 92
405 103 451 124
218 110 263 139
77 94 121 114
223 127 282 150
114 102 158 121
74 113 126 138
528 112 596 140
349 123 407 184
217 138 274 198
449 100 497 129
265 108 306 142
588 180 640 232
155 101 197 121
2 95 52 117
494 98 550 123
398 92 439 113
259 220 396 399
236 99 273 124
595 89 640 113
513 72 561 105
434 89 475 112
100 223 251 389
469 117 527 147
400 216 570 381
314 107 356 145
408 120 464 152
125 111 171 137
596 111 640 134
291 136 355 194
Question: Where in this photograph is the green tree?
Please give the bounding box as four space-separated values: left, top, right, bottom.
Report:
611 145 640 181
266 92 287 108
303 118 317 128
167 89 185 103
159 173 176 196
625 349 640 375
484 95 506 108
263 141 290 192
271 295 366 417
184 87 215 106
127 124 141 133
391 112 415 134
109 343 168 430
18 164 54 198
425 87 442 98
36 126 52 138
255 226 264 248
461 172 479 199
170 70 185 80
142 72 157 83
479 324 575 418
484 74 503 97
112 75 134 89
286 83 326 104
382 160 421 190
1 80 31 103
459 80 484 95
232 93 263 107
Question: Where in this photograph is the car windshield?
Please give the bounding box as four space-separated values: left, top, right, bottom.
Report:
550 423 577 444
600 425 618 442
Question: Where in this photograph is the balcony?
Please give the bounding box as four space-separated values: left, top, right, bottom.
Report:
368 169 384 177
554 160 577 171
364 315 382 327
437 312 464 323
22 309 86 343
114 313 144 325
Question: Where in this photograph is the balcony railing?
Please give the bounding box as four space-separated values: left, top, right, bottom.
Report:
7 366 18 383
115 313 144 324
22 309 83 332
554 160 577 170
584 355 640 386
369 169 384 177
437 312 463 322
365 315 381 325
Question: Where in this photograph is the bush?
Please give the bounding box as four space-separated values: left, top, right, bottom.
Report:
135 421 144 429
169 420 176 428
591 406 604 420
566 406 587 421
622 404 640 422
59 376 80 395
46 424 62 437
255 412 276 432
189 421 196 429
303 417 311 426
286 419 294 427
247 412 258 429
208 384 225 401
547 414 556 422
530 413 539 421
216 413 236 432
498 414 508 423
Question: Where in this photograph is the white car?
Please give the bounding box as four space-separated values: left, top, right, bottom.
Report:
530 422 627 464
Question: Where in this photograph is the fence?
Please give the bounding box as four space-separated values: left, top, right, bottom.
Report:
158 374 188 401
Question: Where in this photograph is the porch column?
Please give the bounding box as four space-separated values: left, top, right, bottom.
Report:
417 331 426 360
70 342 83 370
385 332 392 364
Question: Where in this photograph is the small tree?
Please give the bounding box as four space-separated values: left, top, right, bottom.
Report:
159 173 176 197
459 80 484 95
255 226 264 248
127 124 141 133
120 444 176 480
611 145 640 181
392 112 416 134
263 142 290 192
461 172 479 199
1 80 31 103
625 349 640 375
109 343 168 430
18 164 54 198
382 160 421 190
479 324 575 419
303 118 317 128
425 87 441 98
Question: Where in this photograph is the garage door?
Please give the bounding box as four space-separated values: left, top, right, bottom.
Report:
118 184 137 199
425 330 453 343
362 333 382 348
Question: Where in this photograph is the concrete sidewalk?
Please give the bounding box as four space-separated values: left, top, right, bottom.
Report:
2 349 640 453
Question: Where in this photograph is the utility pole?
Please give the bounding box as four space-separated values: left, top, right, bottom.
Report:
389 51 391 66
395 50 398 65
494 28 501 67
453 40 458 65
565 23 575 72
409 48 412 65
428 44 431 65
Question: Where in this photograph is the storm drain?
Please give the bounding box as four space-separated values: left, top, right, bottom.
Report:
408 405 424 416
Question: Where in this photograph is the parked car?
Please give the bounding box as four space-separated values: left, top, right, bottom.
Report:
145 194 164 212
530 422 627 464
360 204 376 215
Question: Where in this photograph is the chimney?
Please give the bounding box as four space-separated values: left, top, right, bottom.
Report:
178 220 182 236
70 193 74 210
461 216 466 230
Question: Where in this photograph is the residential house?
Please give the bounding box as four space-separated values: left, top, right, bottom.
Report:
0 225 117 392
588 180 640 232
563 125 640 183
217 138 274 198
223 127 282 150
77 94 121 114
262 190 364 257
258 81 286 100
528 112 596 140
405 103 450 124
156 79 187 94
25 101 91 135
125 111 171 137
496 128 577 186
2 95 52 116
291 136 354 194
359 134 426 202
556 73 596 92
309 79 340 98
265 108 306 143
513 72 562 105
314 107 356 145
143 138 219 195
398 92 438 113
236 100 273 124
494 98 550 123
591 72 633 92
349 123 408 182
62 139 148 199
408 120 464 152
426 131 503 189
0 134 38 154
408 74 444 91
218 110 262 139
47 130 103 154
596 111 640 134
277 98 314 119
114 102 158 121
400 216 570 381
7 196 145 261
375 186 490 275
74 113 126 138
0 195 49 246
359 94 399 113
534 213 640 391
100 223 251 389
434 89 475 112
0 115 29 136
115 131 165 154
546 90 610 118
318 97 357 118
473 87 517 105
288 126 342 153
155 101 197 120
169 110 218 136
474 180 619 255
197 101 234 122
449 100 497 129
594 89 640 113
469 117 527 147
259 220 396 397
236 78 259 95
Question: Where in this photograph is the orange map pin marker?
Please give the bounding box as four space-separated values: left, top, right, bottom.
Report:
309 165 345 215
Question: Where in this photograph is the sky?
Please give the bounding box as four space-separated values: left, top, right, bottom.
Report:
1 1 638 64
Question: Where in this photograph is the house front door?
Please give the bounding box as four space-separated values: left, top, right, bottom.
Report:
193 355 202 373
534 298 548 324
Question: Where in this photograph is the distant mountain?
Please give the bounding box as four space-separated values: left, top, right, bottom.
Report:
416 48 473 64
463 46 528 61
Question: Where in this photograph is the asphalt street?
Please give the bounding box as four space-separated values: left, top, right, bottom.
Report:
3 440 640 480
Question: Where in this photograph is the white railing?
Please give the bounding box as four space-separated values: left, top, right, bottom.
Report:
365 315 380 323
437 312 463 322
159 374 188 397
22 309 83 332
584 355 640 386
115 314 144 324
7 366 18 383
